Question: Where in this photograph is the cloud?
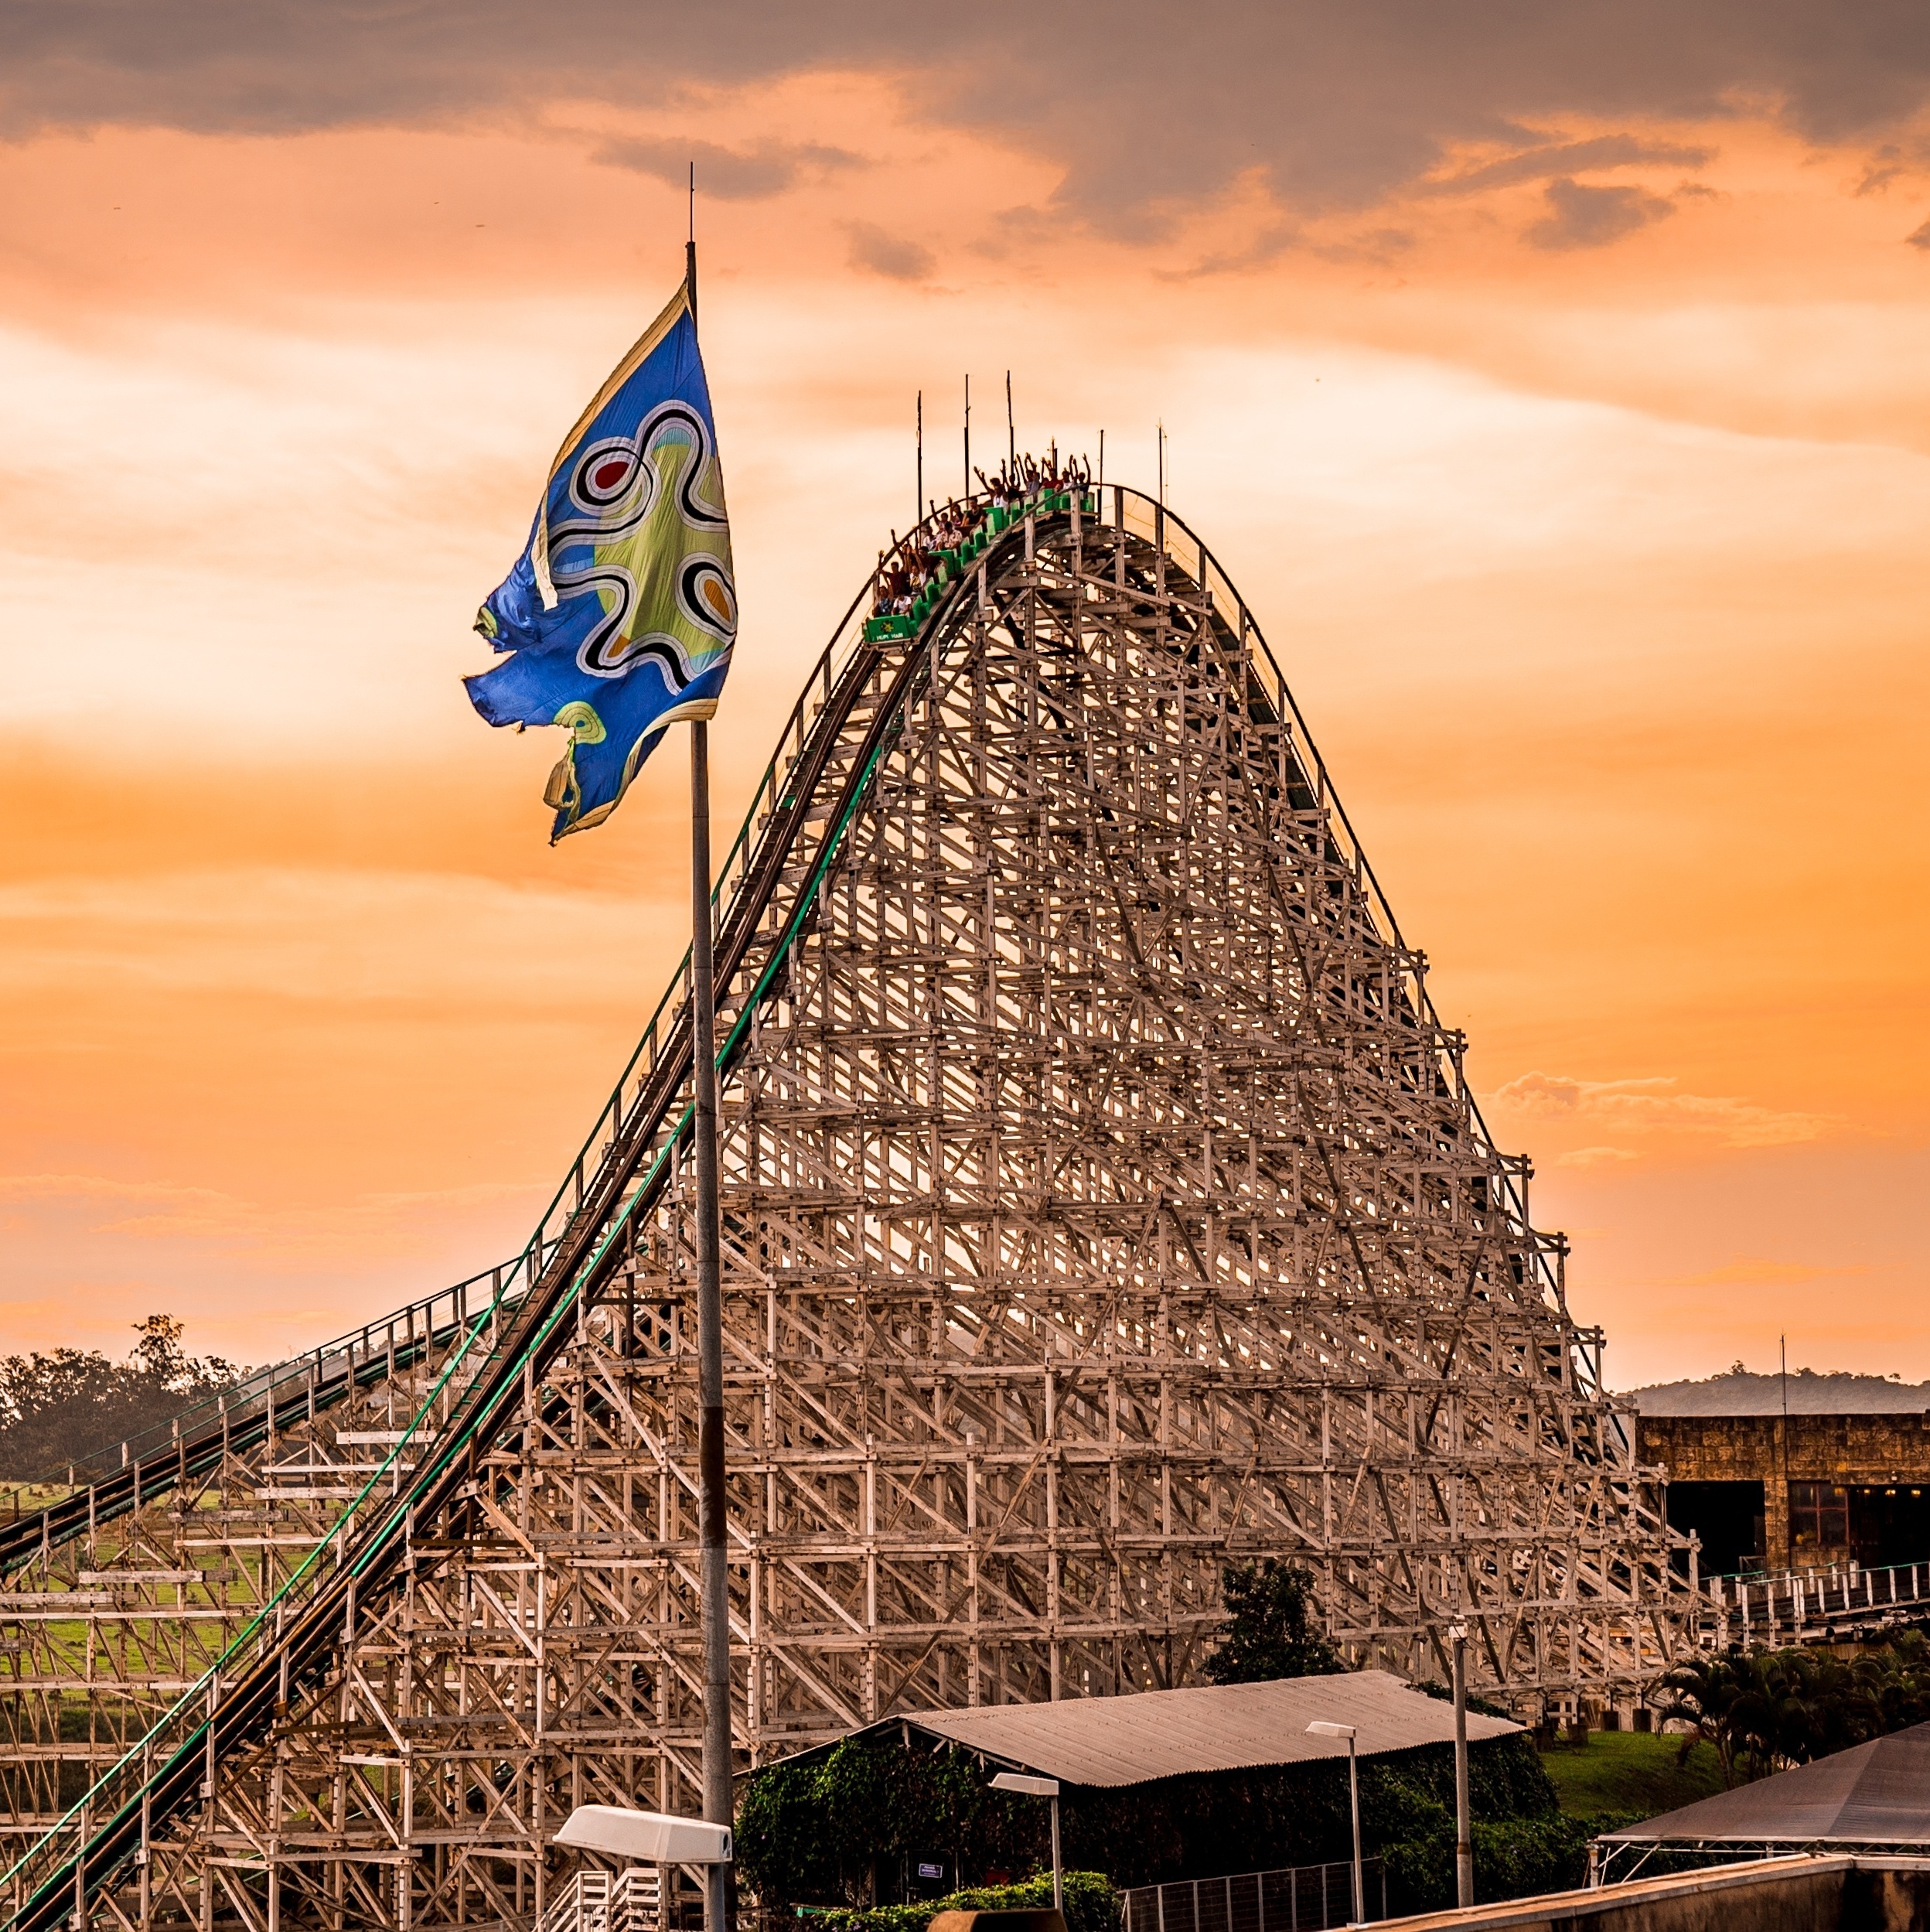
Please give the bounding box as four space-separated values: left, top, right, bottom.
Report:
1526 176 1676 248
591 135 858 200
1430 133 1713 194
1857 143 1910 196
1554 1145 1640 1168
0 867 677 1005
1907 217 1930 247
844 220 934 282
1676 1257 1873 1287
1492 1072 1840 1147
0 1173 228 1207
6 3 1930 234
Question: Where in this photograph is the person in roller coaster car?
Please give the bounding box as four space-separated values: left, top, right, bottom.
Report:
868 453 1095 619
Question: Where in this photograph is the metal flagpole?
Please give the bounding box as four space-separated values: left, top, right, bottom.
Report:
1451 1623 1473 1909
916 389 923 525
963 374 970 497
686 196 735 1932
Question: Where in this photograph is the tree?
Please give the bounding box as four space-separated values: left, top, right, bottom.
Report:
1652 1651 1752 1787
1204 1558 1343 1685
0 1316 244 1480
1652 1640 1929 1787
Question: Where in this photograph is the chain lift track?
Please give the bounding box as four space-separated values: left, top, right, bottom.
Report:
0 486 1690 1932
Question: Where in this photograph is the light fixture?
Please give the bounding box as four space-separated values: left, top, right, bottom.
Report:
554 1806 733 1865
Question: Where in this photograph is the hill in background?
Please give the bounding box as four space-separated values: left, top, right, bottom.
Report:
1627 1366 1930 1416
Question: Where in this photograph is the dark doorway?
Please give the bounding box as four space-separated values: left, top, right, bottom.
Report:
1666 1480 1765 1577
1849 1486 1930 1571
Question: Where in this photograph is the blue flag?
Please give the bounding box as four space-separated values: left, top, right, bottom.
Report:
466 282 735 839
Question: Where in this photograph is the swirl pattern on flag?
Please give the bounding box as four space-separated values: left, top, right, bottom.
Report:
465 282 734 839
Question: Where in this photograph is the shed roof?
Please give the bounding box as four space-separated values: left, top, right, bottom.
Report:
1600 1722 1930 1847
822 1672 1520 1789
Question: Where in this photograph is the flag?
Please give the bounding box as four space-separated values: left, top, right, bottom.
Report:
465 281 735 839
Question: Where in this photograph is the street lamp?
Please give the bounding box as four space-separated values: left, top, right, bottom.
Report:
1305 1723 1364 1927
990 1771 1062 1913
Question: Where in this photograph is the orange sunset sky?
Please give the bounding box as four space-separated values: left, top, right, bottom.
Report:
2 4 1927 1388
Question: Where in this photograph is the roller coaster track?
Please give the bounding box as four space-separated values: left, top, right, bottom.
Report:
0 483 1107 1932
0 483 1675 1932
0 1265 528 1584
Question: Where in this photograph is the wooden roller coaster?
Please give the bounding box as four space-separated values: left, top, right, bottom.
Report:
0 481 1690 1932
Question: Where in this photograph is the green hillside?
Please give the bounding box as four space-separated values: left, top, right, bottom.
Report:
1538 1732 1726 1821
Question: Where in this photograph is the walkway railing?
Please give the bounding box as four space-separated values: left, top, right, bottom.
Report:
1121 1859 1387 1932
1699 1555 1930 1645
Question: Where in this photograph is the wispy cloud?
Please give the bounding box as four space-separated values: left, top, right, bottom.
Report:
1493 1073 1840 1148
844 221 934 282
1675 1256 1874 1288
591 135 859 200
1526 177 1676 250
1554 1145 1641 1169
1429 134 1713 195
0 1173 228 1206
0 1171 544 1261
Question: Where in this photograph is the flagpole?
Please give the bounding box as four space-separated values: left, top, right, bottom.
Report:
685 206 734 1932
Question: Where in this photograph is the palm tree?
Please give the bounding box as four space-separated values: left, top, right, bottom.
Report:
1652 1651 1752 1787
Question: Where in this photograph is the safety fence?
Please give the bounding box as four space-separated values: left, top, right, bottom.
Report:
1122 1859 1387 1932
1700 1555 1930 1644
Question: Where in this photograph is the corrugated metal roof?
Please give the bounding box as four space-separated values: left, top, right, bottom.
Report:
1600 1722 1930 1845
855 1672 1519 1788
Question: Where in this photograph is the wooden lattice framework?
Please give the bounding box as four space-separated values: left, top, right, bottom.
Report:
0 485 1690 1932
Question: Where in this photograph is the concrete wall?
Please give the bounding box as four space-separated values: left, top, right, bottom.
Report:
1638 1413 1930 1570
1376 1856 1930 1932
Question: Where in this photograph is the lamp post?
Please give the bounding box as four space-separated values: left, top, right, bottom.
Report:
1306 1722 1364 1927
1448 1623 1472 1909
990 1772 1062 1913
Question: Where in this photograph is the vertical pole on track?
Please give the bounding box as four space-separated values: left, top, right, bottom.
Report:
687 216 733 1932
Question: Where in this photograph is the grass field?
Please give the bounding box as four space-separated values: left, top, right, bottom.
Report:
1537 1732 1727 1821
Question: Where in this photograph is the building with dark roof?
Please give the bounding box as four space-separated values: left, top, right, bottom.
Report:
815 1672 1521 1786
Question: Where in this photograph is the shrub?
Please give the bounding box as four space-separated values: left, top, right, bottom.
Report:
795 1870 1116 1932
1379 1816 1594 1913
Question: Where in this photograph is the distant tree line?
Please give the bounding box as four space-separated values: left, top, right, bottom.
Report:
0 1316 245 1480
1656 1635 1930 1786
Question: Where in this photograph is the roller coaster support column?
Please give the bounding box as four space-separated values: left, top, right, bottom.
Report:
690 718 733 1932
